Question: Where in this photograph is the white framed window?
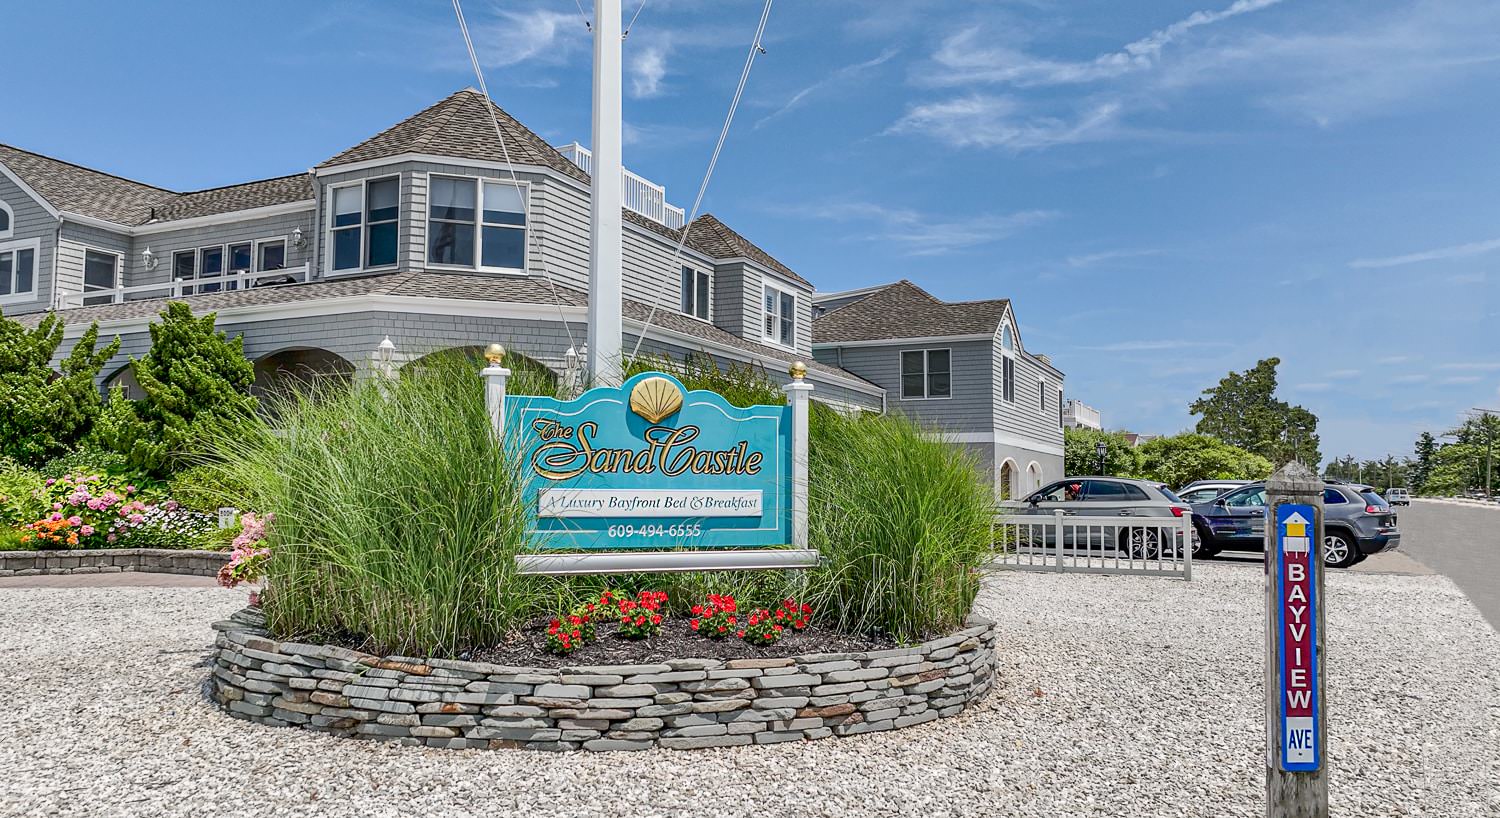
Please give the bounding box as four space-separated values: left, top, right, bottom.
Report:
900 348 951 400
680 266 710 321
328 176 399 274
196 245 225 294
82 249 119 305
427 175 527 272
0 238 39 304
0 200 12 240
1000 323 1016 403
762 282 795 347
256 238 287 272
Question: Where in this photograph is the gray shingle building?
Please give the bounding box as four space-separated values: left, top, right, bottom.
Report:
0 89 1063 496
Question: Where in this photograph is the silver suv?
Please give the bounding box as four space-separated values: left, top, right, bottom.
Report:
1191 481 1401 568
1011 477 1193 557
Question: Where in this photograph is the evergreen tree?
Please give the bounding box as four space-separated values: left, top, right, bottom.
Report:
0 311 120 465
93 302 256 475
1189 357 1321 467
1411 432 1437 490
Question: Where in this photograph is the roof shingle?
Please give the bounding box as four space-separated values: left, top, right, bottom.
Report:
812 280 1009 344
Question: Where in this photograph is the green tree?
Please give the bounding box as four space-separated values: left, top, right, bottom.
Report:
1133 433 1274 488
1189 357 1321 466
0 311 120 465
1063 427 1142 477
1421 442 1484 496
1411 432 1438 491
92 302 256 475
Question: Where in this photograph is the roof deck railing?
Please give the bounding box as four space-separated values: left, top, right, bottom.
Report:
60 264 310 309
555 142 686 230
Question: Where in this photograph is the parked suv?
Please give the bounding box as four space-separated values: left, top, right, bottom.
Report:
1191 482 1401 568
1011 477 1194 558
1386 488 1410 506
1176 480 1250 505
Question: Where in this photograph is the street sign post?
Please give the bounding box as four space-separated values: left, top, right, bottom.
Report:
1264 462 1329 817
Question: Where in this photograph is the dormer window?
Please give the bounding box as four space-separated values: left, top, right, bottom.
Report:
762 282 795 347
680 267 710 321
428 176 527 272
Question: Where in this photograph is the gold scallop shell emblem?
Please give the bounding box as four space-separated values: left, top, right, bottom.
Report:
629 376 684 423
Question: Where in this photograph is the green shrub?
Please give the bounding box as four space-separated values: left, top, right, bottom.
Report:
0 457 46 528
209 353 545 656
169 463 256 514
626 354 786 408
0 526 26 551
804 411 996 642
0 314 120 466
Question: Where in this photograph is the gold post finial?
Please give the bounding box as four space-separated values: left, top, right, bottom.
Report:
484 343 506 364
789 360 807 380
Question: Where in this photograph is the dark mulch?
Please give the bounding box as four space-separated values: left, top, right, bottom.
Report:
465 618 899 668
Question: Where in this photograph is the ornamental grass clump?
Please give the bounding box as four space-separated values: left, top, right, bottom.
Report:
209 353 546 656
805 410 996 643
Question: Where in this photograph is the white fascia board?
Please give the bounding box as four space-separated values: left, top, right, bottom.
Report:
133 201 315 235
315 153 588 191
59 211 133 233
812 333 994 349
811 281 898 303
720 257 811 292
0 160 62 220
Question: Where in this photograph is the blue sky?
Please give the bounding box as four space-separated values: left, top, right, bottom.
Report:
6 0 1499 462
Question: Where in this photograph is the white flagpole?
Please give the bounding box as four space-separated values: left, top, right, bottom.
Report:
587 0 624 386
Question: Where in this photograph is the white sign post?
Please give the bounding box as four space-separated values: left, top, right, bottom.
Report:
783 361 813 550
481 343 511 438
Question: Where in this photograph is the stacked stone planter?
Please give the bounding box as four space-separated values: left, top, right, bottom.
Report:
210 608 997 751
0 548 229 577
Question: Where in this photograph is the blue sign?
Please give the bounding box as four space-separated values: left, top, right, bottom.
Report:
1273 503 1321 772
504 371 791 551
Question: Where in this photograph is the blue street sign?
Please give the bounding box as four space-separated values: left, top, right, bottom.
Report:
1274 503 1321 772
504 371 791 551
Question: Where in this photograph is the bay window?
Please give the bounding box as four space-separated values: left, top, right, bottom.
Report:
680 267 710 320
428 176 527 272
900 348 951 400
762 283 795 347
329 176 398 273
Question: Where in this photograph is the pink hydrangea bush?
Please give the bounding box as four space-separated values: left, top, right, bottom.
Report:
217 513 272 600
24 473 159 549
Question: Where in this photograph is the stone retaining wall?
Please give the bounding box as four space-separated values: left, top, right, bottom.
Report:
209 608 997 751
0 548 229 577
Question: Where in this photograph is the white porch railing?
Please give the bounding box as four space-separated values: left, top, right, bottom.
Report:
555 142 687 230
61 264 310 308
992 511 1194 579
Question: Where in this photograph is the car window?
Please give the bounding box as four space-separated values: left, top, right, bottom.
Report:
1224 487 1266 507
1081 480 1127 500
1035 481 1084 502
1180 489 1218 503
1158 486 1184 503
1323 488 1347 505
1359 490 1389 509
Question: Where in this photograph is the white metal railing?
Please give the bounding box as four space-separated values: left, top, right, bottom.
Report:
61 264 310 308
555 142 686 230
992 510 1194 579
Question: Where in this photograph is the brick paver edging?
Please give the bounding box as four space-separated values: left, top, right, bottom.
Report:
209 607 998 751
0 548 229 577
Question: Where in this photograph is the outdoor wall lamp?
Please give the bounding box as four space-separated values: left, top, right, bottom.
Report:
377 336 396 366
291 226 307 249
141 247 158 271
1096 440 1109 476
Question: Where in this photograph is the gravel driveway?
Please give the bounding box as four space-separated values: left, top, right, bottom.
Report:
2 565 1497 818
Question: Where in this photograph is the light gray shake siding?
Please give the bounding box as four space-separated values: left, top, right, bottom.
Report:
0 171 56 316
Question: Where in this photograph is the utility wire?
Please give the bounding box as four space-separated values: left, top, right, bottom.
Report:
627 0 775 361
573 0 592 30
623 0 648 38
452 0 578 350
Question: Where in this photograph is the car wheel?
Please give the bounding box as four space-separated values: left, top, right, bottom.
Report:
1120 527 1161 560
1192 525 1220 559
1322 532 1359 569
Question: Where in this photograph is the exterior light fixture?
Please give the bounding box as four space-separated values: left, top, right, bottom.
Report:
291 226 307 249
484 342 506 364
377 336 396 365
142 247 158 271
1096 440 1109 476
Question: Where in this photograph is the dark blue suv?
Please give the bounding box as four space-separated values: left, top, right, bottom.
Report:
1191 481 1400 568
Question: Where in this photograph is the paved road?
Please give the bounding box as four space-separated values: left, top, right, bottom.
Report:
1397 499 1500 627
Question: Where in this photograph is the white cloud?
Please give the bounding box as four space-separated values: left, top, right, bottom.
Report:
1391 374 1429 384
630 45 669 98
888 94 1122 151
1349 236 1500 269
1295 382 1334 392
1064 249 1162 268
756 48 900 129
1439 375 1484 385
479 10 586 68
788 200 1057 256
923 0 1287 87
1438 362 1500 371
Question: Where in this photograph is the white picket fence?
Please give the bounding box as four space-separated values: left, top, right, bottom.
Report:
992 511 1194 580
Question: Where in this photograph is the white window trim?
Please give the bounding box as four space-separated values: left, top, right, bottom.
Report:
80 247 121 303
325 176 401 277
0 237 42 305
999 322 1017 404
761 281 797 349
680 266 712 323
254 236 289 273
424 175 529 276
0 200 13 240
899 347 953 401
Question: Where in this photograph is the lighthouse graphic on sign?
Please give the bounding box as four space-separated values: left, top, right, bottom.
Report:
1275 504 1321 771
1282 511 1310 554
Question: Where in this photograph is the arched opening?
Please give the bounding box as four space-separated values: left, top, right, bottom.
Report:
103 365 144 400
1026 461 1043 493
252 347 355 401
404 346 558 393
999 459 1017 500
